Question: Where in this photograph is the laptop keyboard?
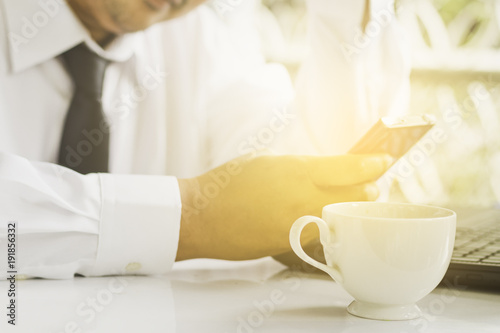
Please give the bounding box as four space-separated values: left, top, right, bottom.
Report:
452 224 500 265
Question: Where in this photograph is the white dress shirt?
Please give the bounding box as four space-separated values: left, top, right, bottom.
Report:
0 0 409 279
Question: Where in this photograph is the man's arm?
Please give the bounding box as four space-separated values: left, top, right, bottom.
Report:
0 152 180 279
289 0 411 155
201 0 410 163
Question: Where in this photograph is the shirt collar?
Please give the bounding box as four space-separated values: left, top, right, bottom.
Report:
3 0 137 73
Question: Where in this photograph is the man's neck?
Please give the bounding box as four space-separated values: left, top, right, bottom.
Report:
66 0 117 47
89 30 117 48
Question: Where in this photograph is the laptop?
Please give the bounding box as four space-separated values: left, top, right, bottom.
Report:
441 207 500 289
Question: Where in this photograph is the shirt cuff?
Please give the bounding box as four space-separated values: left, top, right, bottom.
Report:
82 174 181 277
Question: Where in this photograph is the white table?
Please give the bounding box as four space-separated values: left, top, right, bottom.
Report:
1 258 499 333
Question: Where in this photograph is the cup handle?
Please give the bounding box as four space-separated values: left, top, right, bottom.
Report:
289 216 343 284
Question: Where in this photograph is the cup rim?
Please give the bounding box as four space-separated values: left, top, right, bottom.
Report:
323 202 456 221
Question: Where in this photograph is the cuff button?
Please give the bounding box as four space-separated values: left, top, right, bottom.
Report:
125 262 142 272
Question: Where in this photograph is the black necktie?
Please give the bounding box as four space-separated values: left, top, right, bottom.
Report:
58 43 110 174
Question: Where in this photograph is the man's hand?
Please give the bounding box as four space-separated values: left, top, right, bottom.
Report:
175 154 392 261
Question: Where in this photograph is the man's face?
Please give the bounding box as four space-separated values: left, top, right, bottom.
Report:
72 0 207 35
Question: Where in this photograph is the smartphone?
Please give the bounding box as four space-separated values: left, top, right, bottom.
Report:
348 114 436 159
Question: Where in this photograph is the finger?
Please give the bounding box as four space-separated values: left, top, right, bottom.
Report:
296 182 380 221
306 154 393 187
316 182 380 205
273 239 326 274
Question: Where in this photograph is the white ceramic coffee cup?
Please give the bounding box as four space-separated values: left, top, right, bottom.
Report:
289 202 456 320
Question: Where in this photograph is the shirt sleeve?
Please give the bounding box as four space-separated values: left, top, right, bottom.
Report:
202 0 410 162
281 0 411 155
0 152 181 280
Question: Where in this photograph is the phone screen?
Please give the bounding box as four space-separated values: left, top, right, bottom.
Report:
348 116 435 159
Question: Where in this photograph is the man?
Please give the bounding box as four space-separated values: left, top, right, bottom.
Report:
0 0 408 279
